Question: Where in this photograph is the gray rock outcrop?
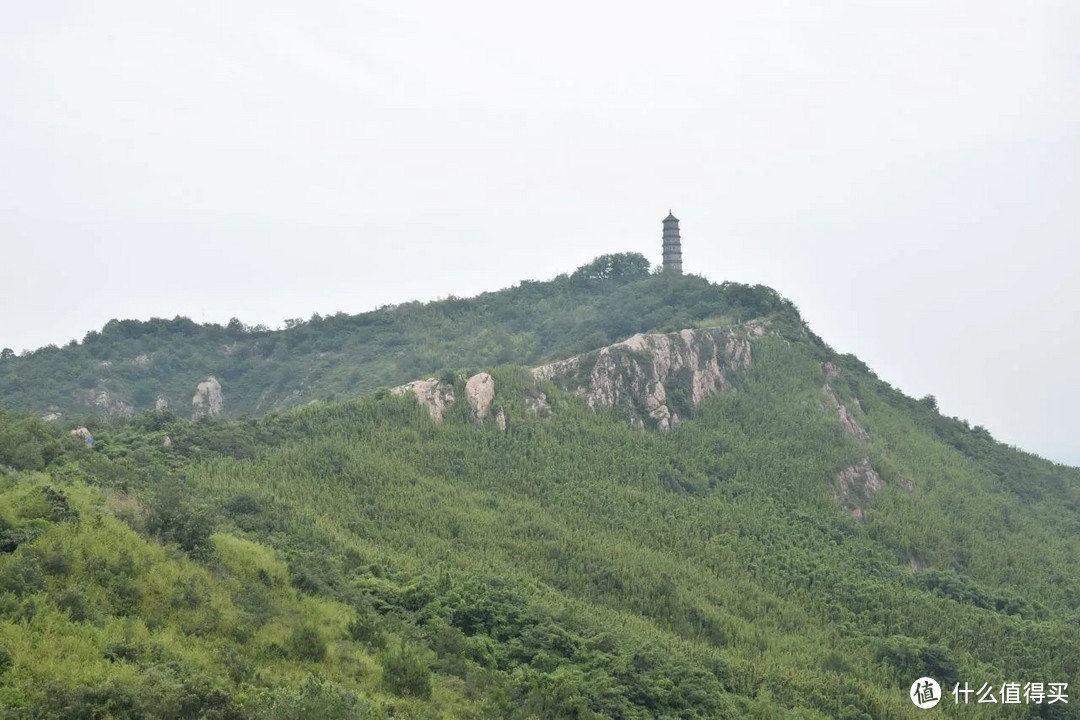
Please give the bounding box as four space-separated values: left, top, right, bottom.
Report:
834 458 884 518
532 327 757 431
80 388 132 417
465 372 495 419
390 378 455 421
192 377 224 419
391 325 763 431
820 363 870 441
525 393 551 418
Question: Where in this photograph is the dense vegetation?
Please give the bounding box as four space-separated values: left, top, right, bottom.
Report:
0 255 801 419
1 257 1077 717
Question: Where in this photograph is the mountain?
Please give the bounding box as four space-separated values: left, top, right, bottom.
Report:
0 254 801 422
1 256 1078 719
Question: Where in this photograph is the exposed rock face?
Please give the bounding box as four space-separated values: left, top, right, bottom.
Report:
465 372 495 419
192 377 224 419
392 326 762 430
835 458 884 518
80 388 132 417
836 401 868 440
823 383 870 440
821 364 869 441
155 396 169 412
392 373 503 424
723 334 753 373
41 412 63 423
744 320 768 338
642 379 677 431
390 379 455 421
71 427 92 443
134 354 151 366
532 327 755 431
525 393 551 419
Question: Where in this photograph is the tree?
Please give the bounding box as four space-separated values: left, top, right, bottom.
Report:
142 482 216 560
381 644 433 698
571 253 651 283
288 625 327 662
1 348 14 360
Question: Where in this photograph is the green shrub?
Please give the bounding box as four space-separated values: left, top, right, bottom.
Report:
38 680 143 718
0 552 44 597
381 644 433 698
143 483 215 560
347 608 386 649
248 673 366 720
288 624 327 662
55 589 92 622
463 634 497 670
43 486 78 522
104 638 142 663
43 547 73 576
224 493 261 516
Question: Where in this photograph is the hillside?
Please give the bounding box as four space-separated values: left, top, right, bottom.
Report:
0 255 801 421
1 259 1079 718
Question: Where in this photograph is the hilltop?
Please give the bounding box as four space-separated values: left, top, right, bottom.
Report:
1 255 1079 718
0 254 802 421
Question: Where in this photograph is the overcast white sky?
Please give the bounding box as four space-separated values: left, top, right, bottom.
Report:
1 2 1077 464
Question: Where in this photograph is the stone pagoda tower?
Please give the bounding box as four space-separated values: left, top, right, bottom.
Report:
662 211 683 274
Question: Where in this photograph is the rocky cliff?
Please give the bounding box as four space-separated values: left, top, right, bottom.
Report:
390 378 456 421
532 326 761 430
192 377 224 419
821 361 870 441
392 325 766 431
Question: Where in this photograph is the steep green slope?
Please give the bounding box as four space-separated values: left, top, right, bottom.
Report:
0 471 468 718
2 320 1078 718
0 255 800 420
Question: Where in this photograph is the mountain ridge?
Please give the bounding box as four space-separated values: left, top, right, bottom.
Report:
2 255 1079 718
0 259 806 423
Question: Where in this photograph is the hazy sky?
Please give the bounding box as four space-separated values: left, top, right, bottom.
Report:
2 2 1077 464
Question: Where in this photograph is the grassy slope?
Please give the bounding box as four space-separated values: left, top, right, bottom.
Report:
3 326 1077 718
0 476 468 719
